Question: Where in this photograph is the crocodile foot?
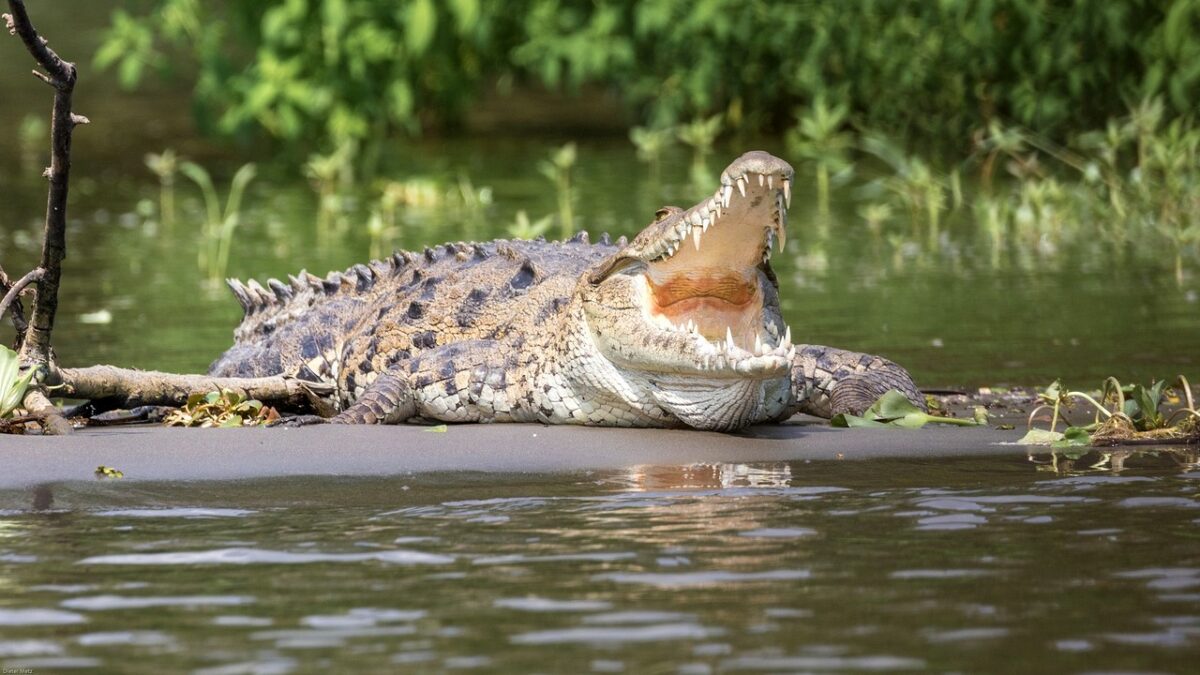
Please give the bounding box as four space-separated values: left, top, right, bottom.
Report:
268 414 328 428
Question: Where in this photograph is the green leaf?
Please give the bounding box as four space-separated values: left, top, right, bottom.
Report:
0 346 35 417
831 413 889 428
864 389 925 420
1017 429 1066 446
1054 426 1093 447
425 424 449 433
405 0 437 55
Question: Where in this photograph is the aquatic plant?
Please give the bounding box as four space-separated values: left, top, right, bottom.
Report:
305 142 357 235
1021 376 1199 447
787 96 853 214
180 161 258 282
144 148 179 226
832 390 985 429
861 135 947 249
163 389 279 428
16 113 46 171
677 115 722 184
538 143 577 238
0 345 35 418
506 210 553 240
629 125 675 167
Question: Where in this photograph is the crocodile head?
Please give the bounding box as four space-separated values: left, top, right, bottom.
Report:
580 151 795 430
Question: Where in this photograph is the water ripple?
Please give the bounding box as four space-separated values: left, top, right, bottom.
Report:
510 623 723 644
93 508 257 518
61 595 254 611
78 547 454 566
594 569 810 587
493 597 613 612
0 608 87 625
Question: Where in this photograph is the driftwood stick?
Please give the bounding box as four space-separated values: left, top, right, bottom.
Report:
57 365 331 410
21 388 72 435
4 0 86 369
0 267 43 322
0 264 31 344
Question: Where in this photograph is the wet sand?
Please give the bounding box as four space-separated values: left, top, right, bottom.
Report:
0 417 1024 488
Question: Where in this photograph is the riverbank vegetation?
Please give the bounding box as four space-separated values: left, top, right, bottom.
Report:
94 1 1199 283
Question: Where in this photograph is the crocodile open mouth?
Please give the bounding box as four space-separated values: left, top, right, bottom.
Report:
641 156 794 372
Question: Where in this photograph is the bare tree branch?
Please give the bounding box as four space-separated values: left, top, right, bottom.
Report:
0 267 43 323
0 264 31 345
4 0 83 370
56 366 332 410
4 0 86 434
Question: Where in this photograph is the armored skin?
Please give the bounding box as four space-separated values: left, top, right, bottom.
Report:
210 151 923 430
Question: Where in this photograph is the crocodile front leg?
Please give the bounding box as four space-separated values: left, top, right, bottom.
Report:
785 344 924 419
333 340 511 424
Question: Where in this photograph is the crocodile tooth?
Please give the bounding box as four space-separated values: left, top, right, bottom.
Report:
758 173 765 187
784 325 792 348
725 326 735 351
736 176 747 198
714 201 722 220
768 174 774 190
754 333 763 355
783 178 791 207
692 227 702 251
721 184 732 209
701 215 711 231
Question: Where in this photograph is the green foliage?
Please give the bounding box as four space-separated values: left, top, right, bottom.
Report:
506 210 553 240
831 390 983 429
180 161 258 281
94 465 125 480
163 389 280 428
98 1 1200 150
538 143 577 238
787 97 853 214
1020 376 1199 446
0 346 35 418
144 148 179 225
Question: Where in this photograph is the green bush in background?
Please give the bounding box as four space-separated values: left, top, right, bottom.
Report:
98 0 1200 148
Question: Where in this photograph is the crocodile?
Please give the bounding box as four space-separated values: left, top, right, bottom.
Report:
209 151 923 430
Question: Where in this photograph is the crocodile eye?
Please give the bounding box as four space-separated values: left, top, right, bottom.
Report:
653 207 676 223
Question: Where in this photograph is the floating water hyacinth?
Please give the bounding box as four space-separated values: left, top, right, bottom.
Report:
0 345 35 418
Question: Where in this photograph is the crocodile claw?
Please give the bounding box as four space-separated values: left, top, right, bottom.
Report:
267 414 329 428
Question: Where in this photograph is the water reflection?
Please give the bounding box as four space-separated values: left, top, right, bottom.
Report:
619 462 794 491
0 457 1198 672
1028 447 1200 475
